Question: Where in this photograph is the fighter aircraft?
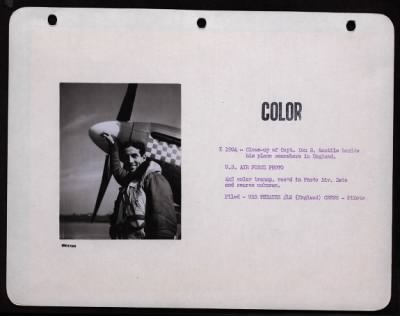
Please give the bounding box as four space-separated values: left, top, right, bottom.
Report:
88 84 181 222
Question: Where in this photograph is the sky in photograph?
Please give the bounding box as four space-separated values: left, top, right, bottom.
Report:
60 83 181 215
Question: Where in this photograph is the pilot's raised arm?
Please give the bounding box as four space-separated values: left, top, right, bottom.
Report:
102 133 134 186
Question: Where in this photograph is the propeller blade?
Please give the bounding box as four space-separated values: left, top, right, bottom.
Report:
91 84 138 222
117 84 138 122
91 155 112 222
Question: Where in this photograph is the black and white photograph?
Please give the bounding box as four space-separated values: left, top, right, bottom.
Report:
60 83 181 240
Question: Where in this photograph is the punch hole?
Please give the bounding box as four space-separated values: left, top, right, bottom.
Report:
48 14 57 26
346 20 356 31
197 17 206 29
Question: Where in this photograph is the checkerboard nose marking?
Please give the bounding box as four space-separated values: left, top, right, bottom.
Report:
146 136 181 166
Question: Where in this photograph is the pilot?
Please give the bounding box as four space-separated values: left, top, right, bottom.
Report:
102 133 177 239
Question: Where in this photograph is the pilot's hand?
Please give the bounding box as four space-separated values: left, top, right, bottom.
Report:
101 133 115 145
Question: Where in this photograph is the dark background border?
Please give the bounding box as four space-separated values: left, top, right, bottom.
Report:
1 0 398 314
